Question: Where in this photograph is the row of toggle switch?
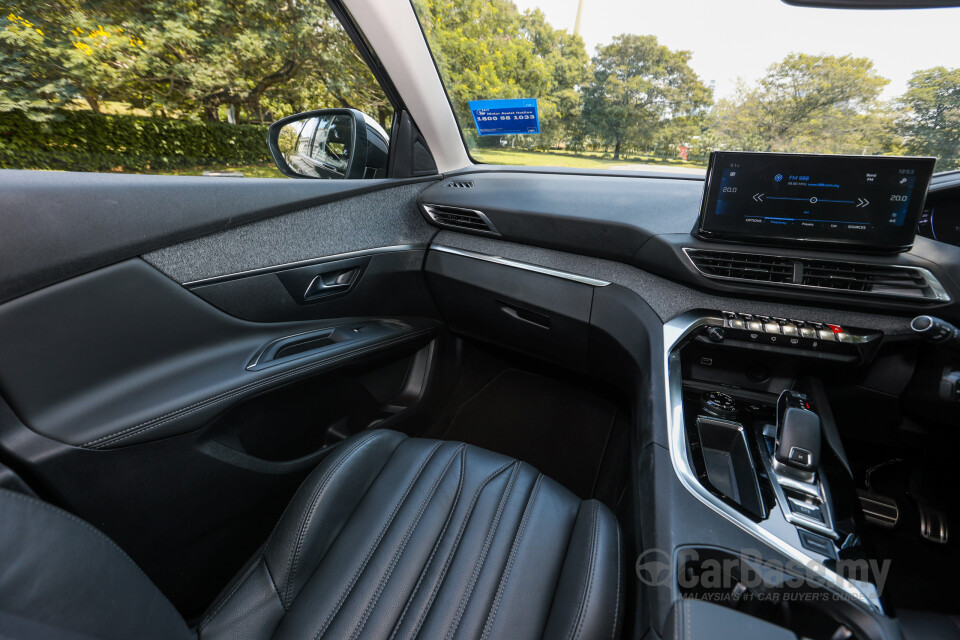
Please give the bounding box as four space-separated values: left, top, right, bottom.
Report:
722 312 855 343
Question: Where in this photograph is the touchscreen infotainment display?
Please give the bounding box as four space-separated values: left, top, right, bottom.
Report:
697 152 936 251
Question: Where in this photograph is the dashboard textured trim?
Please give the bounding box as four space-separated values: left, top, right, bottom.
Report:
182 244 427 287
432 231 915 334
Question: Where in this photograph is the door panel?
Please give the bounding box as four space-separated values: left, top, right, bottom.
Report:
0 170 437 304
0 173 447 618
0 341 435 617
0 258 438 449
190 249 435 322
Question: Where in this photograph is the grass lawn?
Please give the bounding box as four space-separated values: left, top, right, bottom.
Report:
471 147 706 170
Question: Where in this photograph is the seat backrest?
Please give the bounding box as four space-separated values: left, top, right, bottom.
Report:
0 489 190 640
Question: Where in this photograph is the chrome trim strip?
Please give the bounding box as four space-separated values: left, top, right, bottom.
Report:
762 450 839 540
664 311 884 613
682 247 952 303
182 244 426 287
429 245 611 287
421 203 501 236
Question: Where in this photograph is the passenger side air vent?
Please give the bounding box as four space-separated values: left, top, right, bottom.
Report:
445 180 474 188
685 250 794 283
800 260 931 296
421 203 499 235
683 248 950 302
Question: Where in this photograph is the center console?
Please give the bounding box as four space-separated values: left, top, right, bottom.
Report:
662 311 896 639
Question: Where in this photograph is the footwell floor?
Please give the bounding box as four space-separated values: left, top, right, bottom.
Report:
421 366 630 509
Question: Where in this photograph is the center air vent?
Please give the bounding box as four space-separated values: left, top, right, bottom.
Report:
684 248 950 302
421 203 499 235
684 250 794 283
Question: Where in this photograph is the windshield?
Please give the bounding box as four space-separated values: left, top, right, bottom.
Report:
411 0 960 174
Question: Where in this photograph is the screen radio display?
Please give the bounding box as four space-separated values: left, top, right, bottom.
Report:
697 152 936 251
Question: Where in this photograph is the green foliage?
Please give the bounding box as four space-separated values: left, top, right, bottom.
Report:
581 34 711 160
899 67 960 170
412 0 589 150
708 54 894 155
2 2 390 125
0 110 269 171
3 0 959 173
1 8 80 119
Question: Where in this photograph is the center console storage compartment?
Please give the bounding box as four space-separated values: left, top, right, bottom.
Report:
695 416 765 518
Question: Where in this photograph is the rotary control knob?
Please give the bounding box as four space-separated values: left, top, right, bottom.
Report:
705 326 725 343
701 391 738 420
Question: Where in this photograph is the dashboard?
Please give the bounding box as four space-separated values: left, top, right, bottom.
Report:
918 192 960 247
420 165 960 321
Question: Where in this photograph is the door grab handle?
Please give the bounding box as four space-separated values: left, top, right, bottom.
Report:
276 255 371 305
305 267 360 299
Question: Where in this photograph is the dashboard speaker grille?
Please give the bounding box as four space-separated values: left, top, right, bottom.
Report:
684 248 950 302
421 204 499 235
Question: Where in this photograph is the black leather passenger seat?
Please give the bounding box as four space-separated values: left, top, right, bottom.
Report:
0 429 623 640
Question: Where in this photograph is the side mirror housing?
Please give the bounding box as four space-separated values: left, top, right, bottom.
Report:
267 108 389 179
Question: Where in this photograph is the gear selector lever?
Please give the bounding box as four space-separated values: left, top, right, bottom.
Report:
775 407 821 472
772 390 823 483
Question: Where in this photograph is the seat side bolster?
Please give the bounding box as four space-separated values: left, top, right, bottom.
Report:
542 499 623 640
198 557 284 640
262 429 408 608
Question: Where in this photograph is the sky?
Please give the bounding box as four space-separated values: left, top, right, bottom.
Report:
511 0 960 101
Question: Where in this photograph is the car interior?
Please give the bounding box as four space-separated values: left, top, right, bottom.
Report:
2 1 960 640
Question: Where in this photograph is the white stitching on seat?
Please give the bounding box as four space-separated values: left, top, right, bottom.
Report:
443 462 522 640
611 523 621 640
310 441 444 640
393 458 517 640
347 444 466 640
479 473 544 640
567 502 600 640
385 446 467 640
280 430 392 608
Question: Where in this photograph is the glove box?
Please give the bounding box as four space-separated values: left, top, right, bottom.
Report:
425 248 594 370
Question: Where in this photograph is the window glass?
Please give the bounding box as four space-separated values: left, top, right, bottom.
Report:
411 0 960 174
0 2 393 178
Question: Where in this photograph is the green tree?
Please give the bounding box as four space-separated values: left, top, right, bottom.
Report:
582 34 711 160
412 0 588 149
1 1 391 125
710 53 892 154
520 9 590 149
1 7 79 119
899 67 960 170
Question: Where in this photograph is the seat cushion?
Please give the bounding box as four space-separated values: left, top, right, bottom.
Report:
0 489 190 640
199 429 623 640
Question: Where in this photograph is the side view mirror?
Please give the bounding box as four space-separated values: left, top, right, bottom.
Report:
267 108 390 179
